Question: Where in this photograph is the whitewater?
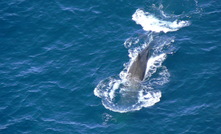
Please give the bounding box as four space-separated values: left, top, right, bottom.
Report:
94 9 190 113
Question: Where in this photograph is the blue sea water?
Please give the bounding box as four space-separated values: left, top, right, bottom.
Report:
1 0 221 133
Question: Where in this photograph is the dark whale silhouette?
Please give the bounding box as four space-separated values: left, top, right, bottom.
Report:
127 45 151 82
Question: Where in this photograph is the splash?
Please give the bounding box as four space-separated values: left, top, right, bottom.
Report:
132 9 190 33
94 9 190 113
94 43 169 113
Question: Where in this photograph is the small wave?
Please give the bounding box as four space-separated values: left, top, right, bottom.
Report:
132 9 190 33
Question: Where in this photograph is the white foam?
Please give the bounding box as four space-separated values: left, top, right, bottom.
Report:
145 53 166 78
138 90 162 107
124 37 140 48
94 74 163 113
132 9 190 33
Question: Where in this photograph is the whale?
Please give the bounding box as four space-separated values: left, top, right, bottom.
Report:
127 45 151 82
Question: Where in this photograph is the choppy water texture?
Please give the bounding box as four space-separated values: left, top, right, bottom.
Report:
1 0 221 134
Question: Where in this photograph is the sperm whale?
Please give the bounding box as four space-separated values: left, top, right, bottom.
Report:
127 45 151 82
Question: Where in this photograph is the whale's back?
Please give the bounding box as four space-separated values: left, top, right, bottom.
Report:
127 46 150 81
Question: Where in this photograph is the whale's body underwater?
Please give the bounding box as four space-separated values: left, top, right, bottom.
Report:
127 45 151 82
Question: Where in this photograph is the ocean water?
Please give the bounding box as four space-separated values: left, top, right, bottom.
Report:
1 0 221 133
